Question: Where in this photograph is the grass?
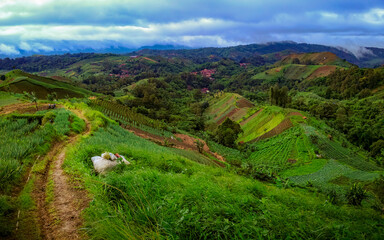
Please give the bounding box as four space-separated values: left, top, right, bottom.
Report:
0 109 76 238
61 109 384 239
245 127 301 170
53 109 71 136
0 116 57 191
282 159 328 178
238 107 285 143
252 64 322 83
303 125 381 172
0 70 94 99
0 91 20 106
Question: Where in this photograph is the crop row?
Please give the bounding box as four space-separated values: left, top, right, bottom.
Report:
90 100 166 130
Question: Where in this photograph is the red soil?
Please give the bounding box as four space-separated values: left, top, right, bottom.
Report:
141 57 158 63
236 98 254 108
217 108 239 125
287 112 304 117
307 65 337 80
0 102 51 115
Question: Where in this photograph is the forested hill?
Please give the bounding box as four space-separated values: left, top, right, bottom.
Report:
1 42 384 73
132 42 384 67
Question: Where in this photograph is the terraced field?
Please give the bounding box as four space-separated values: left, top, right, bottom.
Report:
238 107 286 143
252 64 322 83
0 70 94 99
206 92 254 124
245 126 314 169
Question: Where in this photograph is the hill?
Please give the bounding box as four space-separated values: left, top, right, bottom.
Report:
132 42 384 67
277 52 352 67
0 99 383 239
248 52 352 88
0 70 94 99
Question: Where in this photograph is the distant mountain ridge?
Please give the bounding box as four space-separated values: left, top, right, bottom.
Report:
132 42 384 67
0 42 384 70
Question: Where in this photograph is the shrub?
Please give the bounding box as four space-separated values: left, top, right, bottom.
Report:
195 140 204 153
327 189 338 205
42 111 56 125
346 183 367 206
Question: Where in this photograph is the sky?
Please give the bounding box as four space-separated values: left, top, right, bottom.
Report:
0 0 384 56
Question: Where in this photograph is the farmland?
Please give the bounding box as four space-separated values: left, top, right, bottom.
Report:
0 42 383 239
0 70 94 99
0 92 20 106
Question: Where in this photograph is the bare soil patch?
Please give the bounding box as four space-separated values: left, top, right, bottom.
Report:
0 102 52 115
217 108 239 125
236 98 254 108
307 65 337 80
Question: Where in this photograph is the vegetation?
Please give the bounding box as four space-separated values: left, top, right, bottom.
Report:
63 121 384 239
215 118 243 147
1 44 384 239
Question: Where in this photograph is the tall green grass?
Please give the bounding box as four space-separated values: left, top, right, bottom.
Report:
0 91 20 106
0 117 55 190
64 122 384 239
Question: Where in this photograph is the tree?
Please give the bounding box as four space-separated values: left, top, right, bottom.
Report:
216 118 243 147
46 92 57 101
24 91 38 111
195 140 204 153
370 140 384 158
270 84 289 107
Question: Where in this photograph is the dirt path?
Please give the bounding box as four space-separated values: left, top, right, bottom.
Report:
33 109 91 240
0 102 51 115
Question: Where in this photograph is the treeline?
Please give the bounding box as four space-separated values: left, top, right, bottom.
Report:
325 67 384 99
290 92 384 162
0 53 114 72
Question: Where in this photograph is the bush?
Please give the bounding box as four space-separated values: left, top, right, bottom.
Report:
346 183 367 206
42 111 56 125
216 118 243 147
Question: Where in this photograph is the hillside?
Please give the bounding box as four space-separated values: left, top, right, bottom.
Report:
0 47 384 240
132 42 384 67
1 99 383 239
278 52 352 67
0 70 94 99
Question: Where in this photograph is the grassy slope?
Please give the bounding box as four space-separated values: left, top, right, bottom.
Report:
0 70 94 99
253 64 322 82
252 52 350 84
238 107 285 142
0 91 21 106
40 55 161 80
63 111 384 239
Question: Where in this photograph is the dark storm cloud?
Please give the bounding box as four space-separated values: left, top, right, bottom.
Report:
0 0 384 55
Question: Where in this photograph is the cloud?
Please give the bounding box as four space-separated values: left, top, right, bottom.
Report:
1 1 384 55
0 43 19 55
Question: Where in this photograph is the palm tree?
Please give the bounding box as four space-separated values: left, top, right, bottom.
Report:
24 91 38 111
